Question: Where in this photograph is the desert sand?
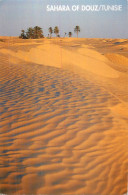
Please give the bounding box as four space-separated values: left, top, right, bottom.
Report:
0 37 128 194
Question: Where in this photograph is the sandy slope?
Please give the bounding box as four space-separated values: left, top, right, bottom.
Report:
0 37 127 195
0 39 119 78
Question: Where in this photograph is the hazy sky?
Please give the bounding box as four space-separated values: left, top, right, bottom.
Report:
0 0 128 38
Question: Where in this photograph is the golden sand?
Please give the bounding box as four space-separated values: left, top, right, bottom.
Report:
0 37 127 194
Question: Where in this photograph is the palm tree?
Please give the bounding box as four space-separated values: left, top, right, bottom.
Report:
26 27 34 39
68 32 72 37
33 26 43 39
49 27 53 38
19 30 26 39
74 26 80 38
54 26 59 37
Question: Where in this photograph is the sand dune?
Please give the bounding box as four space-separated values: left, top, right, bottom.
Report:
0 38 127 194
105 53 128 67
0 39 119 78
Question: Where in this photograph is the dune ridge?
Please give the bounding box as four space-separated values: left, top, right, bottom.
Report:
0 40 119 78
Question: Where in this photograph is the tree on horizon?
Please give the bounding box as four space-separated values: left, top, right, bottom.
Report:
68 32 72 37
26 27 34 39
74 26 80 38
33 26 43 39
49 27 53 38
19 26 44 39
19 30 27 39
54 26 59 37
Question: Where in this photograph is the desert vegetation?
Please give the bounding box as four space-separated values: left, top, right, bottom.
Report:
68 32 72 37
19 26 44 39
48 27 53 38
74 25 80 38
19 25 80 39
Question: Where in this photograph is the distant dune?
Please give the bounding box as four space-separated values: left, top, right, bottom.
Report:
0 37 127 194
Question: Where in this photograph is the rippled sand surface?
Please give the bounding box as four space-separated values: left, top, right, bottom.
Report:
0 38 128 195
0 62 127 195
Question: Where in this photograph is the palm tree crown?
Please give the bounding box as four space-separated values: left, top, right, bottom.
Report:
26 27 34 39
34 26 43 39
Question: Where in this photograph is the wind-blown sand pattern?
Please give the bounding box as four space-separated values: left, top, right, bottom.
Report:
0 38 128 194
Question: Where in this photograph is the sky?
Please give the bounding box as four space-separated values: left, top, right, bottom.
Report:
0 0 128 38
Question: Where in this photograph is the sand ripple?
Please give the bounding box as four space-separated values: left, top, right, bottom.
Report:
0 63 127 194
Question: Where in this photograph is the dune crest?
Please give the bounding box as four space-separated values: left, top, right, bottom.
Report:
0 39 119 78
